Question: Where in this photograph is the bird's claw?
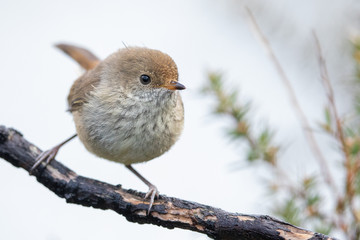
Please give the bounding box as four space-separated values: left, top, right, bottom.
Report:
145 184 159 214
29 147 59 175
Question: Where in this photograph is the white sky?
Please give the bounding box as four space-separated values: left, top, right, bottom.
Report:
0 1 358 239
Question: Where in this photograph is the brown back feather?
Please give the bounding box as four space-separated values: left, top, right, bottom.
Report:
56 43 102 112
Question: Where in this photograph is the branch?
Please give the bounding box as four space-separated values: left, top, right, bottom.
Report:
0 125 337 240
244 8 339 196
313 32 358 230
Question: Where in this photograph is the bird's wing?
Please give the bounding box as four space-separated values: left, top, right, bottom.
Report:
56 43 102 112
56 43 100 71
66 69 103 112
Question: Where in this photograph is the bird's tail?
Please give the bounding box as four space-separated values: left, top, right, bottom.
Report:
55 43 100 70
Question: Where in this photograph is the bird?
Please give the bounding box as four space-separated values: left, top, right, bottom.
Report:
30 43 185 213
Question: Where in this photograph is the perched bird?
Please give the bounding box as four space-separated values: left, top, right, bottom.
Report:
31 43 185 213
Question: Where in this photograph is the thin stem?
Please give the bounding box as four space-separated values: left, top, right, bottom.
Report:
244 8 339 197
313 32 358 227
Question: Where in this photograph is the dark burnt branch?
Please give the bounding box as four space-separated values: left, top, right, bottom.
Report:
0 125 338 240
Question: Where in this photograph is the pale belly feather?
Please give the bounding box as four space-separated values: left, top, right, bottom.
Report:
73 92 183 165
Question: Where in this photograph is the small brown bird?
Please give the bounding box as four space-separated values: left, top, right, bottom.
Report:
31 43 185 213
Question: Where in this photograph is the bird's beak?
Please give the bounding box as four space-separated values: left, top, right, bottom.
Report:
161 80 186 91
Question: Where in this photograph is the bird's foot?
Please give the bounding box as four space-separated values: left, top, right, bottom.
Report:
29 146 60 175
124 165 160 214
145 184 159 214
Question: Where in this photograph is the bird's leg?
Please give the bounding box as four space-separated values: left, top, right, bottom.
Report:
125 165 159 214
30 134 77 175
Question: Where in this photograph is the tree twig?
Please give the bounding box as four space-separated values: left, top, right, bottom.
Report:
313 32 359 230
244 8 339 197
313 32 348 159
0 125 338 240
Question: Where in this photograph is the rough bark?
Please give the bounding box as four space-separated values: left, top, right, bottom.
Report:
0 125 338 240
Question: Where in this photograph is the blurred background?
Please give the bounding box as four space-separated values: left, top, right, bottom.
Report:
1 0 360 239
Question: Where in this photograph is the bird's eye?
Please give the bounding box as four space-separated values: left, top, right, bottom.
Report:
140 74 151 85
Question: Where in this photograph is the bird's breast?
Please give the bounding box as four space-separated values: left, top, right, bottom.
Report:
73 92 184 165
